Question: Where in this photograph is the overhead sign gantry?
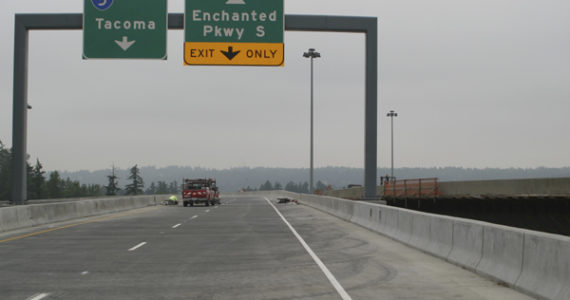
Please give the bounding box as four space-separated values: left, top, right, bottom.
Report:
12 13 378 205
184 0 284 66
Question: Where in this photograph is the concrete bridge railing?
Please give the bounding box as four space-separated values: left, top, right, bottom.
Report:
0 195 165 233
438 177 570 196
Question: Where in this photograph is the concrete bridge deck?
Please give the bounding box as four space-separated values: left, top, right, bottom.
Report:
0 196 533 300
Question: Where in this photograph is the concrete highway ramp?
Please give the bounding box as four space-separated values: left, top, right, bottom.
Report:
0 194 550 299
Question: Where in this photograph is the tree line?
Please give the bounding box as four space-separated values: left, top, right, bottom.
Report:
242 180 332 194
0 141 102 200
0 141 179 201
103 165 181 196
57 165 570 194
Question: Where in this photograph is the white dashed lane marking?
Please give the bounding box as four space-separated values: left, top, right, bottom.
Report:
128 242 147 251
27 293 50 300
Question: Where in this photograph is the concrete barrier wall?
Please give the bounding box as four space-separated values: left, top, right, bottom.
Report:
322 186 385 200
397 210 415 244
447 220 484 269
235 191 568 300
515 233 570 300
323 187 363 199
439 177 570 196
0 195 161 233
476 225 524 285
350 204 375 230
425 216 454 258
319 177 570 200
408 213 431 250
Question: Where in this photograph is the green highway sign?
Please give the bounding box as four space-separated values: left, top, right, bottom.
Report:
185 0 284 66
83 0 168 59
186 0 283 43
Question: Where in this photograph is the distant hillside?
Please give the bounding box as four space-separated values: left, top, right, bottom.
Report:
58 166 570 193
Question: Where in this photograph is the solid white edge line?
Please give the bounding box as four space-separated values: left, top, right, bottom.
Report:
128 242 147 251
27 293 50 300
264 197 352 300
172 223 181 229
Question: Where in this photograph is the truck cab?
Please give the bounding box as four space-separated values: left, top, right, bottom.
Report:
182 178 219 207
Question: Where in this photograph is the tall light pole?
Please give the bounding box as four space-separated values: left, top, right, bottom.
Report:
387 110 398 180
303 48 320 193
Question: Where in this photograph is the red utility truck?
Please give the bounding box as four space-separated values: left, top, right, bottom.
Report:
182 178 220 207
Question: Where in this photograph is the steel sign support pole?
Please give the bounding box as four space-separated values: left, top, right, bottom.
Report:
386 110 398 180
12 14 83 205
303 47 321 194
310 56 314 194
11 13 378 203
391 114 394 178
364 19 378 200
12 16 29 205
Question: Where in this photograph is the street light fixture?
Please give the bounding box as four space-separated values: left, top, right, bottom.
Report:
303 48 321 193
386 110 398 180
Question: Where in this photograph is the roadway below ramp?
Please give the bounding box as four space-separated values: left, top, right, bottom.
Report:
0 196 532 300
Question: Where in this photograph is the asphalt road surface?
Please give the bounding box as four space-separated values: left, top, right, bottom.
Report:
0 196 534 300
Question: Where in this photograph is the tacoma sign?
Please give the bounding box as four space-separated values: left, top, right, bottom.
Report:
83 0 168 59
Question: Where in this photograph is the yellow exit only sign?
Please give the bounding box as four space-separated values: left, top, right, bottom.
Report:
184 42 283 66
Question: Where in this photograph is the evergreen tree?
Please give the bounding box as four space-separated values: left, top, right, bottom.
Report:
259 180 273 191
29 159 46 200
26 162 33 199
156 181 169 194
0 140 41 201
125 165 144 195
63 178 83 198
46 171 63 199
285 181 297 192
274 182 283 190
300 182 309 193
315 180 327 192
0 141 11 200
82 184 102 197
284 181 310 193
168 180 179 194
104 165 121 195
146 182 157 195
0 142 102 200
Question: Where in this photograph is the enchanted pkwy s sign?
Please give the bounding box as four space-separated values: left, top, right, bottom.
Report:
184 0 284 66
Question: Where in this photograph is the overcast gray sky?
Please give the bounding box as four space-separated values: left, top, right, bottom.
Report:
1 0 569 172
